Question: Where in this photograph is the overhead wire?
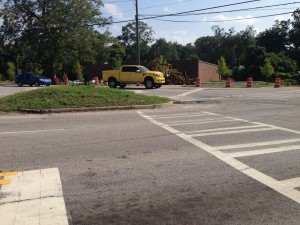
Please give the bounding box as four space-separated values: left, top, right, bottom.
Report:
96 0 297 25
137 0 263 20
153 11 294 23
101 0 195 16
139 2 300 17
103 0 129 3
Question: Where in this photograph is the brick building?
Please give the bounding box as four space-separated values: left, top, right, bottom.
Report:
170 60 220 82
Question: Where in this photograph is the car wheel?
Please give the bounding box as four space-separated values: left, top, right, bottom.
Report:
17 83 23 87
108 78 117 88
119 83 126 89
29 84 33 86
35 82 40 87
144 78 154 89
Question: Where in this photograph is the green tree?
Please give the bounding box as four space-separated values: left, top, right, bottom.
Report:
119 21 154 62
148 38 178 61
217 56 231 80
289 9 300 67
260 57 275 83
108 40 125 69
267 52 298 74
1 0 110 76
176 43 198 60
244 46 266 80
6 61 16 81
72 61 83 80
195 36 221 64
257 20 290 54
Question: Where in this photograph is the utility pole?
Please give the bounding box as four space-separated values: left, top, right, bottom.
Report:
135 0 140 65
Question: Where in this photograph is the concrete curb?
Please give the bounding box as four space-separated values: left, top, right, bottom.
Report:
17 101 174 114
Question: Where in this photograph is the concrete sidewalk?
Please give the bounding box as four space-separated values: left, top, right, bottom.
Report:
0 168 69 225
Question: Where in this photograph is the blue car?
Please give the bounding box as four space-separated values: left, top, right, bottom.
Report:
15 72 52 86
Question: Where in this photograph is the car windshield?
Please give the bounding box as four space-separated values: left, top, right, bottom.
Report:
139 66 149 72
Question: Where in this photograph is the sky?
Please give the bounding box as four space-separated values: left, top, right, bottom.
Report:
101 0 300 45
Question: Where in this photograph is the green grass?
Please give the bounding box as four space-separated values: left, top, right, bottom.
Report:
0 85 171 112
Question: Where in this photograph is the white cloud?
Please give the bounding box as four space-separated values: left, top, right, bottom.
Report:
209 14 258 24
275 14 292 22
103 3 125 20
155 29 196 45
163 7 176 13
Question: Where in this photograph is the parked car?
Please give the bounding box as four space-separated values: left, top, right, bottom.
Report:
15 72 52 86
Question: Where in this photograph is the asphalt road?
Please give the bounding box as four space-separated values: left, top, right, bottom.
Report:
0 84 39 97
0 85 300 225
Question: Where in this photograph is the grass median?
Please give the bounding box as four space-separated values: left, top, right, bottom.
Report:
0 85 171 112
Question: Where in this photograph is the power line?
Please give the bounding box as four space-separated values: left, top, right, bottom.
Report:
138 0 263 20
101 0 195 16
95 0 296 26
104 0 263 25
103 0 131 4
139 2 300 17
152 11 293 23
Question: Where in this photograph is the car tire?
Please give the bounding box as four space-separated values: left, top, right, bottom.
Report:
119 83 126 89
35 82 40 87
144 78 154 89
17 83 23 87
108 78 117 88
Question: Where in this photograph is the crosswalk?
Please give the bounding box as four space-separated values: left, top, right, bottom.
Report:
0 168 68 225
138 109 300 204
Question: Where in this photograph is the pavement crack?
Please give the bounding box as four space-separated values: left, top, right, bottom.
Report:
0 195 62 206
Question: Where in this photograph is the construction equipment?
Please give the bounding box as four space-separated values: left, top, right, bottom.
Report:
147 58 192 85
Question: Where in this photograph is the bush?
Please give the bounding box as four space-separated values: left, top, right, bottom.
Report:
6 62 16 81
282 79 298 86
271 72 292 82
291 73 300 84
232 66 247 81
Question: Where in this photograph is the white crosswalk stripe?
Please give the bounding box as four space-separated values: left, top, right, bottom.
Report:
0 168 69 225
138 110 300 205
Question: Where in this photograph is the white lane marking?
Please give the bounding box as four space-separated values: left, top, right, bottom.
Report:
150 112 207 118
191 127 277 137
242 168 300 203
0 168 69 225
150 113 213 119
133 90 144 94
0 128 65 135
183 106 197 109
228 145 300 158
184 124 265 134
137 111 300 204
252 122 300 135
281 177 300 188
167 117 228 125
215 138 300 150
176 88 203 97
169 119 245 126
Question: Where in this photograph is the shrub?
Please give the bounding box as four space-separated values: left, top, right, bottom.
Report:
6 62 16 81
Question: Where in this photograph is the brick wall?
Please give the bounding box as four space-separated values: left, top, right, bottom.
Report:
170 60 220 82
198 61 220 82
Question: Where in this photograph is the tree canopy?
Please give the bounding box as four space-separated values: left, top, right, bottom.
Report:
0 5 299 83
1 0 110 76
